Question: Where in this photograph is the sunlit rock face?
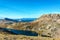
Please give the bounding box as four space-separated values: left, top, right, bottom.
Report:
30 14 60 38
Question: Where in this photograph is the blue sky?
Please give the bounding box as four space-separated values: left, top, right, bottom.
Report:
0 0 60 18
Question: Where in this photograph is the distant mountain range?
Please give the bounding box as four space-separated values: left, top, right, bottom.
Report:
0 17 37 22
17 18 37 22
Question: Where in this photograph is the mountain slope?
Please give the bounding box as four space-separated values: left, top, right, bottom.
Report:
30 14 60 38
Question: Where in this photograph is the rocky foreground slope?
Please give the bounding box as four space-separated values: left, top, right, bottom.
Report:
30 14 60 38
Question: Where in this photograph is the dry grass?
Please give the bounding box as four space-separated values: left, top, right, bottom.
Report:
0 33 60 40
0 34 53 40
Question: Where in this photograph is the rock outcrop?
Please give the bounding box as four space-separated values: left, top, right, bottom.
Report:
30 14 60 38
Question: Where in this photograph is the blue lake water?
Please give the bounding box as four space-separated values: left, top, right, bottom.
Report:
0 27 38 36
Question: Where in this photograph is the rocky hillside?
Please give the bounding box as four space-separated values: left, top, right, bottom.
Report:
30 14 60 38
